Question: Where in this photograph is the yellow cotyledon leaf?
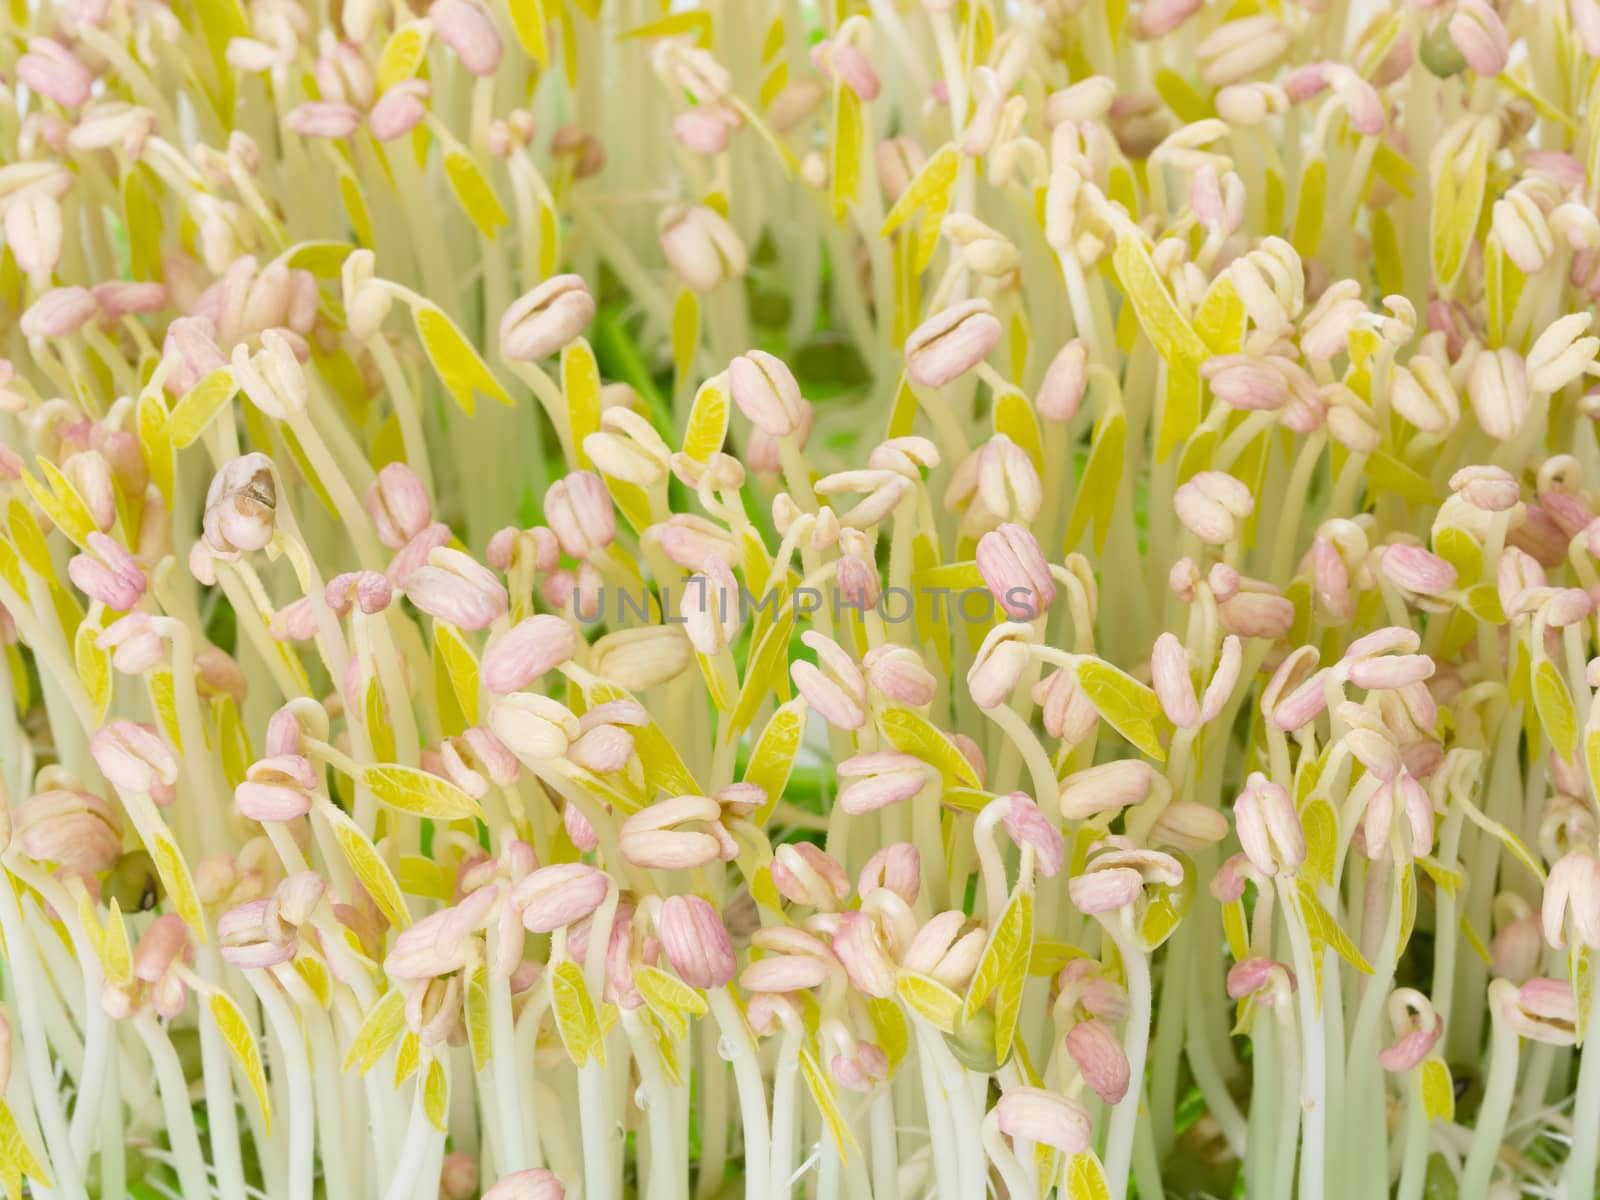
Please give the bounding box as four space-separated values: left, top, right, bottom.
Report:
831 84 863 219
876 706 980 788
377 20 430 90
960 889 1036 1030
343 988 408 1074
413 304 512 414
1420 1057 1454 1123
361 763 485 821
1534 659 1579 761
563 341 604 466
23 458 97 551
103 897 133 985
1073 656 1168 761
800 1046 858 1159
880 144 958 239
681 375 727 463
1066 1150 1112 1200
1430 122 1490 287
137 390 174 505
423 1059 449 1131
1112 236 1209 365
326 808 411 928
898 973 963 1032
444 147 509 239
552 959 605 1067
507 0 547 65
150 828 206 940
0 1099 49 1193
74 616 110 723
433 622 480 726
1064 411 1127 555
209 990 272 1133
743 696 805 815
465 968 493 1072
167 367 236 448
635 964 708 1041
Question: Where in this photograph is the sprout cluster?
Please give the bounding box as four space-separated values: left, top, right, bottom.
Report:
3 0 1600 1198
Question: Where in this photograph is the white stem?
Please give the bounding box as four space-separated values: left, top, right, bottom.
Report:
707 988 771 1200
1462 1008 1518 1198
0 881 86 1199
1103 909 1154 1200
251 972 317 1200
135 1013 211 1200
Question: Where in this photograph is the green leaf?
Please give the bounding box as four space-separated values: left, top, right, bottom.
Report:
394 1034 420 1086
137 390 174 505
730 609 798 735
283 241 357 277
1158 357 1201 462
1138 850 1195 950
0 1098 50 1193
994 389 1043 472
1194 274 1246 355
1366 450 1438 505
678 377 729 467
1297 880 1373 1007
1223 899 1250 961
585 681 700 799
149 827 205 939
